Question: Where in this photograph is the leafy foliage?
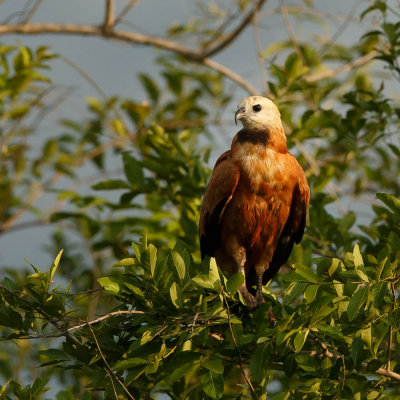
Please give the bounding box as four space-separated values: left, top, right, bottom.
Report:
0 0 400 398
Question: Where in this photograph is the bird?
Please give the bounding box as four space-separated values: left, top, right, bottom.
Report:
199 96 310 310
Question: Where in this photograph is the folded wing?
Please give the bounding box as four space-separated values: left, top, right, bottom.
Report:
199 151 240 260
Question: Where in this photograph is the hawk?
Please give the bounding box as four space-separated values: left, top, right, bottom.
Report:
199 96 310 309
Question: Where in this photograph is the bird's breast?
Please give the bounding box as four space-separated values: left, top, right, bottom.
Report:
235 147 287 194
226 145 294 250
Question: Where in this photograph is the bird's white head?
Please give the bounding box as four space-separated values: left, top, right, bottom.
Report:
235 96 283 133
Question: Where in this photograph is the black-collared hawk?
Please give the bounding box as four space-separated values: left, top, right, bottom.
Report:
199 96 310 309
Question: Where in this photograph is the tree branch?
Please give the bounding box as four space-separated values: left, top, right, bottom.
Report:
89 322 136 400
0 22 258 94
203 58 260 95
67 309 146 334
222 292 259 399
304 51 378 82
201 0 267 59
104 0 115 32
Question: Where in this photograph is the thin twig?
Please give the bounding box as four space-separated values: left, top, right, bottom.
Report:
67 310 146 333
280 0 306 66
22 0 43 23
252 0 269 95
222 293 259 399
307 333 400 382
319 0 361 57
88 322 136 400
387 282 396 370
201 0 267 59
115 0 141 25
60 55 106 98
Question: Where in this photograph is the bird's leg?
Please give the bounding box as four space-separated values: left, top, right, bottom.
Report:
254 264 266 307
238 284 257 310
231 244 257 309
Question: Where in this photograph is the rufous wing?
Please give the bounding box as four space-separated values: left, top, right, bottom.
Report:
199 150 240 260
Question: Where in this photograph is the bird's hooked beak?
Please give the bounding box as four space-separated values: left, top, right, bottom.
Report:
235 106 245 125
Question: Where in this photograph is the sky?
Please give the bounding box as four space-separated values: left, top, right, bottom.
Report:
0 0 371 269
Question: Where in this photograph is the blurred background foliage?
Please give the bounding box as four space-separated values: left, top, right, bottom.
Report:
0 0 400 398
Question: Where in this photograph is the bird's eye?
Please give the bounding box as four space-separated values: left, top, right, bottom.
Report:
253 104 261 112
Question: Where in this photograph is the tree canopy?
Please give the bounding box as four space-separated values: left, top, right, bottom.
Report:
0 0 400 399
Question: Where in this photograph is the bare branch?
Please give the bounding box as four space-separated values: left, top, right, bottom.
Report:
0 23 199 58
375 367 400 381
201 0 267 59
104 0 115 32
304 51 378 83
60 54 106 98
203 58 260 95
115 0 141 26
319 0 362 57
67 310 146 334
252 0 269 95
0 22 256 94
308 333 400 382
280 0 306 66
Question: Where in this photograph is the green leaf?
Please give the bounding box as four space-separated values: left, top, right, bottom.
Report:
49 249 63 284
351 337 364 364
353 244 364 269
191 274 216 289
304 284 318 303
124 283 145 298
250 343 270 381
39 349 70 361
294 329 309 352
202 359 224 374
148 244 157 277
347 284 369 321
372 281 388 307
377 192 400 213
169 250 186 282
139 73 160 103
209 257 221 289
113 258 136 267
92 179 130 190
98 277 120 295
200 368 224 399
284 282 307 305
0 380 11 397
123 153 144 187
113 358 147 370
293 264 318 283
272 392 290 400
170 281 183 308
226 273 244 294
